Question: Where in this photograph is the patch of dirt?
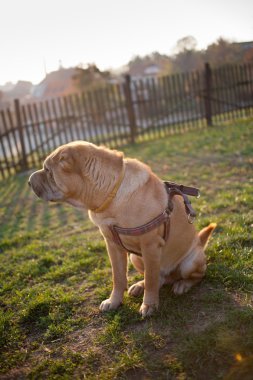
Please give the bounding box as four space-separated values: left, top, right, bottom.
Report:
0 368 29 380
122 367 150 380
66 324 104 352
186 310 227 333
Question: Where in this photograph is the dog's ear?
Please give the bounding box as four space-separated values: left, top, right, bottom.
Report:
59 148 73 172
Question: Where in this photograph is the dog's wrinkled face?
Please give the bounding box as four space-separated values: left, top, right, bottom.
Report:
29 140 124 210
28 142 89 204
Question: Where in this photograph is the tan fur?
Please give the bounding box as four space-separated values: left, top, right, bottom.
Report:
29 141 216 317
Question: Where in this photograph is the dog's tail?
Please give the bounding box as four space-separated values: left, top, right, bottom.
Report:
198 223 217 249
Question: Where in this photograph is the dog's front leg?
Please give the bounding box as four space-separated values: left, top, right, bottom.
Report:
100 240 128 312
140 242 162 317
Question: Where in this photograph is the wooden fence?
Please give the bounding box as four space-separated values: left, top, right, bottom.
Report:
0 62 253 180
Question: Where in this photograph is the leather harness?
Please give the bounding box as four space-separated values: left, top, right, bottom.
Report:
109 181 200 256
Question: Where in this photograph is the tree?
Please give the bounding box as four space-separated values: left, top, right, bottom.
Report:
172 36 202 72
205 38 241 65
173 50 203 73
72 64 111 92
175 36 197 54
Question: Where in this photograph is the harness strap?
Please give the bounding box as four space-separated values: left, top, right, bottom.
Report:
164 181 200 198
164 182 200 223
109 213 171 256
112 209 170 237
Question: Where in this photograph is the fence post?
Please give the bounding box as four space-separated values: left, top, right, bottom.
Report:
14 98 28 171
204 63 212 126
124 74 137 143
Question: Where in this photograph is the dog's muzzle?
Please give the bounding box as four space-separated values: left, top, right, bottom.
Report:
29 170 62 202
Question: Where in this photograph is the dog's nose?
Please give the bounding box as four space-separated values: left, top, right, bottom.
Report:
28 173 34 187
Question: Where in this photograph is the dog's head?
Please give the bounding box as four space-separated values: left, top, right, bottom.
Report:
28 141 124 209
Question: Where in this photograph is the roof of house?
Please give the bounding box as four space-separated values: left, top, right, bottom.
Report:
33 67 76 99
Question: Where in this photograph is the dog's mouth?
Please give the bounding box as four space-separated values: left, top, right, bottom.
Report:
28 170 64 202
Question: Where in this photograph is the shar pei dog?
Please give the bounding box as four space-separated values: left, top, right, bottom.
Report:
29 141 216 317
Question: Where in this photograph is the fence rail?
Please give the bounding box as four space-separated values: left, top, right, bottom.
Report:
0 62 253 180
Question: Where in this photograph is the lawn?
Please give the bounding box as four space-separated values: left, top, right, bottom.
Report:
0 119 253 380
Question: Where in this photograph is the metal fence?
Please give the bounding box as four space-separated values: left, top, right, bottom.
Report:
0 62 252 180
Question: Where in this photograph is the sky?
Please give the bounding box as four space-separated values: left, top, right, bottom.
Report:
0 0 253 85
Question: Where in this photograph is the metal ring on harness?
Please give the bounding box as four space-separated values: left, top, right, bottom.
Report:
188 214 196 224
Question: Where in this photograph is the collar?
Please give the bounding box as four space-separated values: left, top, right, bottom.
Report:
90 163 125 213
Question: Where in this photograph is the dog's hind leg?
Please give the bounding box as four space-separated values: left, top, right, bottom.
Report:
172 223 216 295
172 251 207 295
129 253 144 274
128 254 145 296
128 253 166 298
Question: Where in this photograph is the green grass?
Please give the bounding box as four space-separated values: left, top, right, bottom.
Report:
0 119 253 379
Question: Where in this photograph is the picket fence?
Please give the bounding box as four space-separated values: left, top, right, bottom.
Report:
0 62 252 179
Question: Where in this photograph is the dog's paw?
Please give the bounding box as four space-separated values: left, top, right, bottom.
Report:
172 280 192 295
139 303 158 318
99 298 121 312
128 281 145 297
